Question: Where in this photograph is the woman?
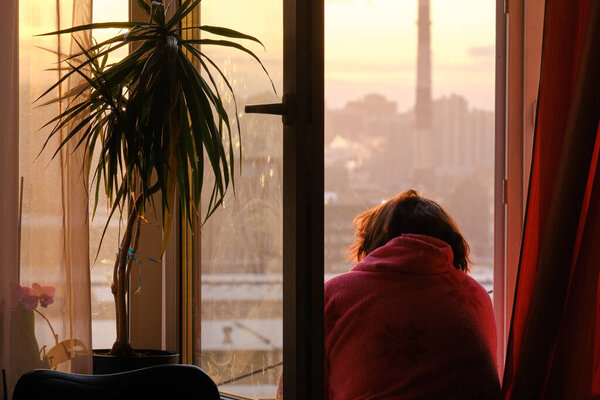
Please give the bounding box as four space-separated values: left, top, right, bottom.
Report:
324 190 501 399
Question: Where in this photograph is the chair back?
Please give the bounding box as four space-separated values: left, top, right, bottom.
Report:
13 364 220 400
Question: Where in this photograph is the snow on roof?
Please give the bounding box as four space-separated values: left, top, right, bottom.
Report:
202 319 282 351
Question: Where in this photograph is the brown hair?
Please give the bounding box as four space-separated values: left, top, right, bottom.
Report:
348 189 470 271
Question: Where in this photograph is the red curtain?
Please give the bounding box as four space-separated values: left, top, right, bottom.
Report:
503 0 600 398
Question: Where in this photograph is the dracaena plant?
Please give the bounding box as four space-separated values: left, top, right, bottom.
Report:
38 0 272 357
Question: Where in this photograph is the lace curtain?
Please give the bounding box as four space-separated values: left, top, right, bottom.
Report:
1 0 93 396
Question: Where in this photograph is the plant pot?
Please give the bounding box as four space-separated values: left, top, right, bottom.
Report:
93 349 179 375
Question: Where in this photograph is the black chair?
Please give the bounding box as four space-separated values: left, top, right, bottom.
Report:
13 364 220 400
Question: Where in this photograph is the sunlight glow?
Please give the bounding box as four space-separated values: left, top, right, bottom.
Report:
89 0 495 111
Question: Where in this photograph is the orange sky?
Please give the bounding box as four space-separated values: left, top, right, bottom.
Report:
324 0 495 110
45 0 496 112
200 0 495 111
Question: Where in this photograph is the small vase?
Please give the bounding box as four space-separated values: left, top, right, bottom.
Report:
10 308 45 379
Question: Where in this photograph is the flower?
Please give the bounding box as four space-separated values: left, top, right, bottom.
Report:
31 283 55 308
11 283 56 310
12 284 38 310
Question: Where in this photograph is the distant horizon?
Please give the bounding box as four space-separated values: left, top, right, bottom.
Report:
21 0 495 114
324 0 495 111
324 90 494 113
200 0 496 112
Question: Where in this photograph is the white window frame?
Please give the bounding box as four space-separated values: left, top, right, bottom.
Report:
496 0 544 376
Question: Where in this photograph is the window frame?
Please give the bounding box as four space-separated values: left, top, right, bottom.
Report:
494 0 507 375
499 0 544 376
127 0 181 354
1 0 546 395
129 1 326 398
127 0 546 395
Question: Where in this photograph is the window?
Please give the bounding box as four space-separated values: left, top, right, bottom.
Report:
191 0 500 398
89 0 129 352
7 0 545 398
324 0 495 309
502 0 544 369
193 1 284 397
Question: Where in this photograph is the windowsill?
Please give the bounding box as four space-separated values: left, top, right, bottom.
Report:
220 391 269 400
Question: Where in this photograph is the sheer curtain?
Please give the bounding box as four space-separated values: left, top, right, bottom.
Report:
503 0 600 398
0 0 21 394
1 0 94 396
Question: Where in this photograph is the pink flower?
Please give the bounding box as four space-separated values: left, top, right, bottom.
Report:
31 283 55 308
11 285 39 310
10 283 56 310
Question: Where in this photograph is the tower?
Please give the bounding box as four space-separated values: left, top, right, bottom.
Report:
416 0 432 132
414 0 433 171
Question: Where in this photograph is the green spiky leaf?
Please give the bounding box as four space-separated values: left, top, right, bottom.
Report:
38 0 274 255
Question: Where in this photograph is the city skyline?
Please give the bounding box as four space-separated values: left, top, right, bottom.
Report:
19 0 495 112
199 0 496 111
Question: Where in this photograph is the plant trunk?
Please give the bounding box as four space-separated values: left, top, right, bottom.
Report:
108 184 160 357
109 202 138 357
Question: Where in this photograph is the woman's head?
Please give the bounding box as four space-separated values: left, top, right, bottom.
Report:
348 189 470 271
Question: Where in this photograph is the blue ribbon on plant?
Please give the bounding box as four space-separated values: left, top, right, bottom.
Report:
115 247 160 293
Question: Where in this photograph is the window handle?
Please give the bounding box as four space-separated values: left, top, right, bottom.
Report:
245 93 293 125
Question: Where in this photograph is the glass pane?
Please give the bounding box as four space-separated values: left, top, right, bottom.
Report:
89 0 129 351
18 0 128 375
325 0 495 291
18 0 73 371
196 1 283 398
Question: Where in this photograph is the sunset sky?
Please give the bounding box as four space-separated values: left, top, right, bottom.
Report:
324 0 495 110
19 0 495 112
92 0 496 112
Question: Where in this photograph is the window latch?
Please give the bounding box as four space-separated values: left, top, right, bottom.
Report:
245 93 293 126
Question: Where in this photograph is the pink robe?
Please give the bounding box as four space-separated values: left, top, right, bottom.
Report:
325 234 501 399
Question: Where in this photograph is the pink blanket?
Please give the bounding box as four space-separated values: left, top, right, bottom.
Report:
325 234 501 399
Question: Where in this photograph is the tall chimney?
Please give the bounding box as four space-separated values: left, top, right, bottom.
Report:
414 0 433 171
416 0 432 131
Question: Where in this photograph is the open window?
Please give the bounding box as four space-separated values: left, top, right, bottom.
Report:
183 0 536 398
7 0 546 398
187 1 547 397
186 0 518 398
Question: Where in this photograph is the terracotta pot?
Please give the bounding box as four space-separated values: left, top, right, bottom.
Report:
92 349 179 374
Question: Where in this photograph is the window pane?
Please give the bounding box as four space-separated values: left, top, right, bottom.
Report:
325 0 495 292
18 0 72 364
17 0 128 373
195 1 284 398
89 0 129 351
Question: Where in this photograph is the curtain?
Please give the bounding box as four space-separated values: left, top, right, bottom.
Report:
503 0 600 398
1 0 93 397
0 0 21 396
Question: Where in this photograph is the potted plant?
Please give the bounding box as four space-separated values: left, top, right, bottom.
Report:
38 0 272 372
